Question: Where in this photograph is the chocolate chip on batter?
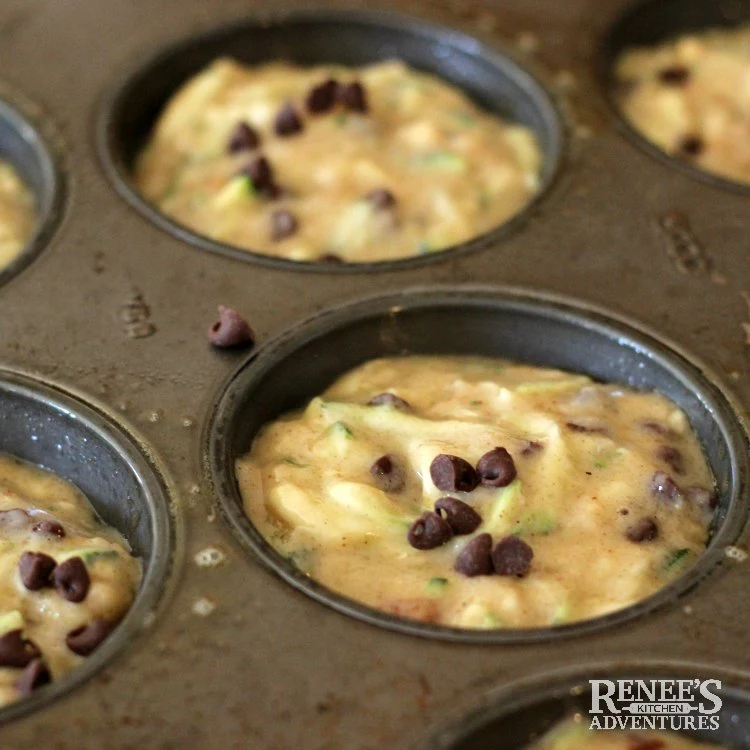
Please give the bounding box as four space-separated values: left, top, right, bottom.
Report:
492 536 533 577
337 81 368 113
31 519 66 539
565 421 607 434
640 420 676 439
656 445 685 475
0 508 31 532
306 78 338 114
521 440 543 456
370 454 405 492
274 102 303 136
271 209 298 241
407 511 454 550
318 253 343 264
651 471 682 504
657 66 690 86
454 533 494 577
52 557 90 603
15 659 51 695
626 517 659 543
227 121 260 153
66 618 114 657
0 630 41 668
240 155 274 191
679 135 704 157
365 188 396 210
435 497 481 535
209 305 255 348
430 454 479 493
367 392 411 411
685 485 718 511
476 447 517 488
19 551 56 591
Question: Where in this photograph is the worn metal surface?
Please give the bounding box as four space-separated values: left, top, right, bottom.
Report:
0 0 748 748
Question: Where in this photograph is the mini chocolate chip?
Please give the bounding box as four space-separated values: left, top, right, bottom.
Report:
227 121 260 153
685 485 718 510
274 102 303 136
209 305 255 348
626 517 659 543
66 618 114 656
19 551 56 591
658 66 690 86
367 392 411 411
656 445 685 475
454 533 494 577
370 454 405 492
407 512 454 550
52 557 90 603
679 135 704 157
318 253 343 264
338 81 368 113
239 155 274 191
476 447 517 488
565 421 607 434
430 454 479 493
521 440 543 456
15 659 51 695
619 508 630 516
492 536 533 577
271 209 298 241
651 471 682 503
0 508 31 532
0 630 41 668
31 519 66 538
365 188 396 210
435 497 481 535
306 78 338 114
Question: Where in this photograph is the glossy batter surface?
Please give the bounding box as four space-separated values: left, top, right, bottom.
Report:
0 160 34 270
0 455 141 706
237 356 715 629
616 25 750 184
136 60 541 262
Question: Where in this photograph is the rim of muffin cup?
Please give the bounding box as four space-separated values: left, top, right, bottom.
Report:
206 285 750 644
97 8 565 272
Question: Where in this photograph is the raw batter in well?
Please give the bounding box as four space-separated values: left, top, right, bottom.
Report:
237 356 716 629
0 455 142 706
136 60 541 262
0 160 35 270
615 25 750 184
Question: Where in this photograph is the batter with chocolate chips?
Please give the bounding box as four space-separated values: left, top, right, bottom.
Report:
0 159 35 270
237 356 715 629
615 25 750 184
0 455 141 706
135 59 541 263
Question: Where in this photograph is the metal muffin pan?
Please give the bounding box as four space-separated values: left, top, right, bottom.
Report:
209 286 749 643
0 0 748 747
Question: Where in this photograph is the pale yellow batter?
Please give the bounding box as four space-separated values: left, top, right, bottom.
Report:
0 160 35 270
237 356 715 629
0 455 141 706
616 25 750 184
136 59 541 262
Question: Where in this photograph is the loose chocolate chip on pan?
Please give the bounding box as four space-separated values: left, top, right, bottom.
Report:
685 485 718 511
0 630 41 668
271 209 298 241
435 497 481 535
476 447 517 488
370 454 405 492
66 618 114 656
367 392 411 411
407 512 454 550
656 445 685 475
626 517 659 543
430 454 479 493
454 533 494 577
651 471 682 503
492 536 533 577
274 102 303 136
679 135 704 157
338 81 368 113
365 188 396 210
657 66 690 86
15 659 51 695
19 551 56 591
209 305 255 349
227 121 260 153
306 78 338 114
52 557 90 603
32 519 66 538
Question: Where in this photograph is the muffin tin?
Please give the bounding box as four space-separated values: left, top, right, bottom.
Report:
0 0 749 747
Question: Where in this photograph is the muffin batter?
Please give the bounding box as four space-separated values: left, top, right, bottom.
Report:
237 356 716 629
615 25 750 184
135 59 541 262
0 454 142 706
0 160 35 270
